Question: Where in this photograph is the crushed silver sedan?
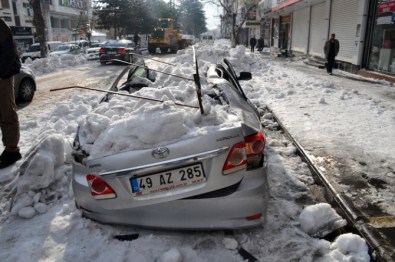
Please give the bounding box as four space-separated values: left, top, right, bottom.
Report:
71 56 269 229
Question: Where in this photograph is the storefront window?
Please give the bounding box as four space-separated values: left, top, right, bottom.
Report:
369 0 395 74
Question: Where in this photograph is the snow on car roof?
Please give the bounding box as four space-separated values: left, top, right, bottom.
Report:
78 50 245 158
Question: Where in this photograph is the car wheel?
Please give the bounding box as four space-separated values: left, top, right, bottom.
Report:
100 60 106 65
18 78 35 102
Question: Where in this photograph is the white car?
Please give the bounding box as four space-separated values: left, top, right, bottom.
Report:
21 41 62 62
50 44 80 56
86 42 105 60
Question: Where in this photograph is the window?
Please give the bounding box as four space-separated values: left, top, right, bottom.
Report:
23 3 33 17
1 0 10 9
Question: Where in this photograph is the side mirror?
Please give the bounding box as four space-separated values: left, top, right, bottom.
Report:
238 72 252 81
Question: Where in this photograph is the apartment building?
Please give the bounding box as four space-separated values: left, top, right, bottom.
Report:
0 0 90 51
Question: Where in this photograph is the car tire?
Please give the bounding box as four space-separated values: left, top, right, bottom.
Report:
100 60 106 65
18 78 35 102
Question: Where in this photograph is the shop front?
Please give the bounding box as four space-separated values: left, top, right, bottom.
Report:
368 0 395 74
279 15 291 50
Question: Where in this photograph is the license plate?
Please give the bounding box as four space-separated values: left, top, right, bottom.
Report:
107 51 116 54
130 164 205 196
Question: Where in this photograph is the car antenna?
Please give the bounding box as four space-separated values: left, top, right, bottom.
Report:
192 47 204 115
110 59 194 82
49 86 199 109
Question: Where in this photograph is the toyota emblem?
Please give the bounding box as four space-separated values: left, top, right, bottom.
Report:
152 147 170 159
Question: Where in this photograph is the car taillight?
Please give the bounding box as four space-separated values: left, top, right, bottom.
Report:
245 131 266 169
222 142 247 175
86 174 116 199
246 213 262 220
245 131 265 156
118 48 127 54
99 48 105 54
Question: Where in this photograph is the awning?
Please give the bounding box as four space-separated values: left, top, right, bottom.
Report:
272 0 303 12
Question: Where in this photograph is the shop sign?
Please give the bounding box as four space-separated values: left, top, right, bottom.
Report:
377 15 393 24
11 27 32 36
246 7 257 21
60 0 87 10
246 21 261 27
378 0 395 14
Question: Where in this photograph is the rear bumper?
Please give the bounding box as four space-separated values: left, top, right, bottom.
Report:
99 54 130 63
73 156 269 230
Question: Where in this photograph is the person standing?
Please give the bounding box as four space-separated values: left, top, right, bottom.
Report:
250 35 257 53
324 33 340 75
133 33 140 47
257 36 264 51
0 18 22 168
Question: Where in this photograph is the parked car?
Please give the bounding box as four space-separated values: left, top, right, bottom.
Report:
99 40 141 65
14 66 36 102
21 41 62 62
50 44 80 56
71 56 269 230
86 42 106 60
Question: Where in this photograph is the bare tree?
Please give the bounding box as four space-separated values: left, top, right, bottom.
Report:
203 0 259 47
30 0 47 58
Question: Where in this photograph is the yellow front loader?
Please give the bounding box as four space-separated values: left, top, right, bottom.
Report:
148 18 188 54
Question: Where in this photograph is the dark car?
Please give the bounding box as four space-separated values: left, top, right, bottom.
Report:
71 55 269 230
14 66 36 102
99 40 141 65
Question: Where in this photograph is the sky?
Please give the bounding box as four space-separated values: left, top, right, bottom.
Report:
165 0 221 31
0 39 393 261
203 2 221 30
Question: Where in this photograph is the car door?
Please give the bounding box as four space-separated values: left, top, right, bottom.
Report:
221 59 259 117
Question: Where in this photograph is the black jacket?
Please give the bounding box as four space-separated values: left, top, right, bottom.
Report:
250 37 257 47
324 39 340 58
0 19 17 79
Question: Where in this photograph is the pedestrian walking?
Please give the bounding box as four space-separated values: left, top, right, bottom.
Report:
133 33 140 47
257 37 264 51
0 18 22 169
250 36 257 53
324 33 340 75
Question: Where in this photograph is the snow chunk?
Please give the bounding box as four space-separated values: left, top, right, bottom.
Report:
222 238 238 250
159 248 182 262
11 193 33 215
326 233 370 262
299 203 347 237
18 207 36 219
34 202 49 214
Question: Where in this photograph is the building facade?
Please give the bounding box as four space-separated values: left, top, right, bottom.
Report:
0 0 91 51
258 0 395 76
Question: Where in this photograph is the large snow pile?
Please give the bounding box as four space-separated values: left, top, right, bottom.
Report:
23 53 90 75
